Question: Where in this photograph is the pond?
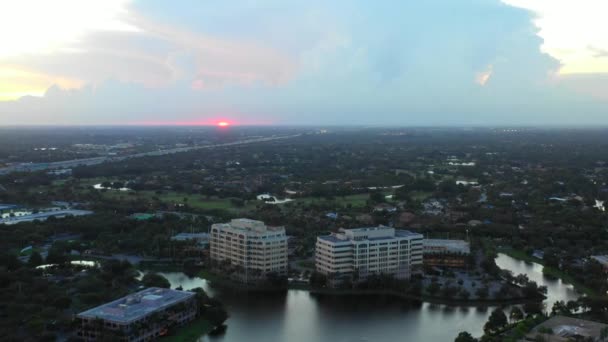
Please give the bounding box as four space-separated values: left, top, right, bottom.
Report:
142 253 581 342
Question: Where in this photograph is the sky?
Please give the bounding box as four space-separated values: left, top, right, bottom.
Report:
0 0 607 126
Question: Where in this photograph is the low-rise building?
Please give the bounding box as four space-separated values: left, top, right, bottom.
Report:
525 315 608 342
591 255 608 272
171 233 210 248
424 239 470 254
0 209 92 224
423 239 470 268
315 226 423 284
76 287 197 342
210 218 288 277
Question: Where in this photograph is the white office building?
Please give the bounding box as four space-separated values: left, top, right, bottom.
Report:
315 226 423 282
210 218 288 276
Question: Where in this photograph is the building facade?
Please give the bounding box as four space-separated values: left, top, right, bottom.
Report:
423 239 470 268
76 287 197 342
315 226 423 283
210 218 288 277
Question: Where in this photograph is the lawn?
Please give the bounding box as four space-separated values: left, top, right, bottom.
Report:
95 190 255 212
158 192 235 210
409 191 432 201
162 317 213 342
295 193 372 208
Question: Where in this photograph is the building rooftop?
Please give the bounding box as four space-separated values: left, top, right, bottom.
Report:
318 235 351 243
171 232 209 241
395 230 424 238
319 228 422 243
347 226 392 233
130 213 155 221
424 239 469 245
591 255 608 266
525 315 608 342
0 204 19 211
77 287 195 324
0 209 93 225
214 218 284 233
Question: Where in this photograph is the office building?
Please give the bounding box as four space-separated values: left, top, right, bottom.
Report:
423 239 470 268
76 287 197 342
210 218 288 277
315 226 423 283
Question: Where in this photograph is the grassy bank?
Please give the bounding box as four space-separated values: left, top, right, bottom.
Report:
498 247 596 296
163 317 214 342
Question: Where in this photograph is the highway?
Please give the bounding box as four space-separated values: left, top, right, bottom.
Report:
0 133 302 175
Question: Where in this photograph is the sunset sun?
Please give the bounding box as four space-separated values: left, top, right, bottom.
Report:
217 121 230 127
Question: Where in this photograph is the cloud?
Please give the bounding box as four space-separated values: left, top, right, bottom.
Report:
0 1 296 100
590 46 608 58
475 65 493 86
501 0 608 74
0 0 606 126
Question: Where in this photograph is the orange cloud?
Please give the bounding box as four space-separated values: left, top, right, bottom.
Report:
0 66 83 101
475 65 493 86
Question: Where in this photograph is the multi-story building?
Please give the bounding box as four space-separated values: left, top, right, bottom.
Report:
76 287 197 342
210 218 288 277
315 226 423 283
423 239 470 268
423 239 470 254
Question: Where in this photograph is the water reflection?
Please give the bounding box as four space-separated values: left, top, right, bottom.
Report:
495 253 579 310
138 253 580 342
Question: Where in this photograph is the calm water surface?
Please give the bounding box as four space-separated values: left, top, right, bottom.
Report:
151 253 580 342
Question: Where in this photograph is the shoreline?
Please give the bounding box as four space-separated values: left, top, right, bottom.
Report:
202 273 544 307
307 288 543 307
497 248 595 297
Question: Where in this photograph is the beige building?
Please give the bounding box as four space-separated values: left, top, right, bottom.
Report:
315 226 423 283
210 218 288 276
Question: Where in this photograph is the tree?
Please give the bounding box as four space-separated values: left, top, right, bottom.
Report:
309 272 327 288
427 281 441 296
369 191 385 204
484 308 507 333
551 300 570 316
46 248 67 264
28 251 43 267
230 198 245 207
0 253 21 271
454 331 478 342
206 306 228 327
142 273 170 288
523 302 543 316
475 286 489 299
52 296 72 309
510 307 524 322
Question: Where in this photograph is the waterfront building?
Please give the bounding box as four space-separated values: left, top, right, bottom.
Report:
210 218 288 276
76 287 197 342
423 239 470 254
525 315 608 342
315 226 423 283
423 239 470 268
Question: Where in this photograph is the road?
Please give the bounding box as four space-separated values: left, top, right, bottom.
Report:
0 133 302 175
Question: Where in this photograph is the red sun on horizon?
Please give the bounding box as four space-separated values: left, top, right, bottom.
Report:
217 121 230 127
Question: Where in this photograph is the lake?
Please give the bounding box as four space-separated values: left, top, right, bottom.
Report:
147 253 580 342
